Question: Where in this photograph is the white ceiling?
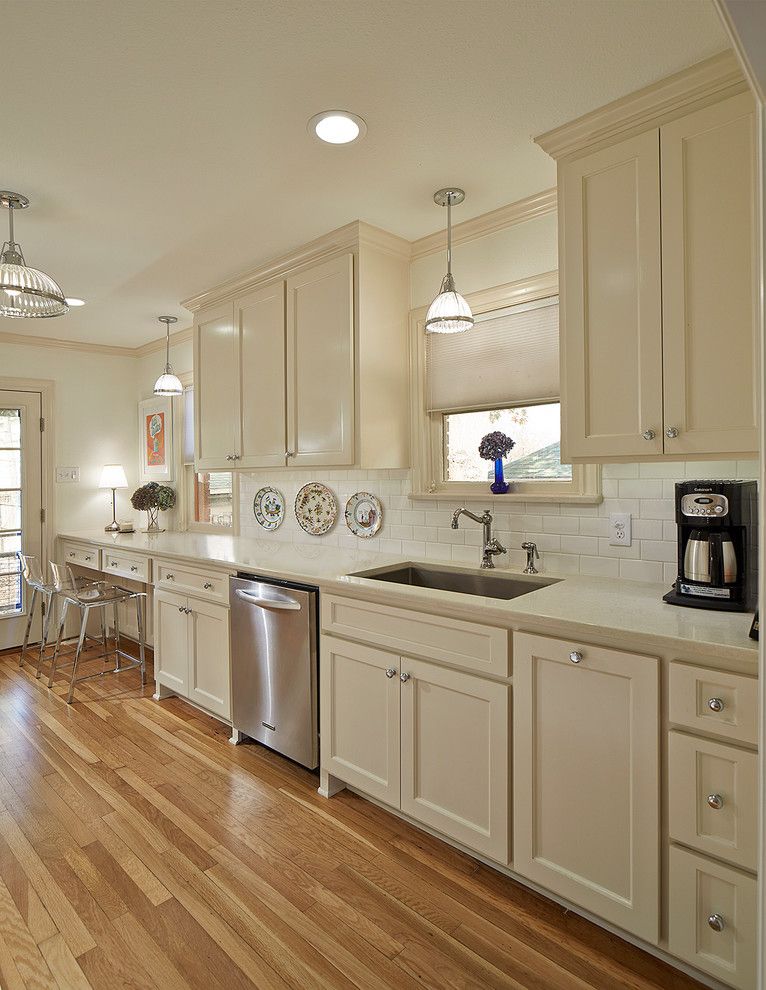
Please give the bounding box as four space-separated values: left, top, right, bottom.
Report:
1 0 727 347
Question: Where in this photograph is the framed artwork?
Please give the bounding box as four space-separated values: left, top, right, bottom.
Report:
138 396 174 483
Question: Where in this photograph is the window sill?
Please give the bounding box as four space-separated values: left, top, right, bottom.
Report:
410 490 603 505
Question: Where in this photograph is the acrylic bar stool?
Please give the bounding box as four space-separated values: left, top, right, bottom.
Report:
49 568 147 704
18 554 56 675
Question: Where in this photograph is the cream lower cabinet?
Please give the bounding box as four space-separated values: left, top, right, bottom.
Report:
154 588 231 720
320 636 509 862
512 632 660 944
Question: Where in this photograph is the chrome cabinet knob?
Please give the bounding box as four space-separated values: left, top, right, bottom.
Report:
69 551 75 557
707 793 724 810
204 582 213 590
642 429 656 441
85 556 91 561
285 451 295 458
225 454 233 461
569 651 583 664
400 672 411 682
385 668 396 679
707 913 725 933
708 697 725 713
665 426 679 439
130 565 138 572
178 606 184 613
166 573 174 580
185 607 192 615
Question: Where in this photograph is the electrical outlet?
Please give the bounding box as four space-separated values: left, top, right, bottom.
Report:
56 466 80 483
609 512 632 547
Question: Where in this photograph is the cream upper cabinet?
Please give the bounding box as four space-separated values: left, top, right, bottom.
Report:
512 632 660 943
399 657 509 862
560 130 663 460
286 254 354 466
194 301 240 470
660 93 757 457
185 222 410 471
548 76 757 462
238 282 287 468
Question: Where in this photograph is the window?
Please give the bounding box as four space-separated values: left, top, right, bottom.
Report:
0 409 22 615
411 275 600 502
181 385 235 532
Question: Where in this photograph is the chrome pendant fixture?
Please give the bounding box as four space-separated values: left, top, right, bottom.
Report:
153 315 183 395
0 192 68 318
424 187 473 334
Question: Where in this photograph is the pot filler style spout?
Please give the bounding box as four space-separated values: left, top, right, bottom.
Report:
663 480 757 613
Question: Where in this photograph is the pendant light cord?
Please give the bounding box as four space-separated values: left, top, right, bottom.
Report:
446 193 452 277
165 319 171 373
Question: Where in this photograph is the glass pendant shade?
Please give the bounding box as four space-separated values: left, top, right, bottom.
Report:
425 188 473 335
153 315 182 395
0 192 68 318
154 371 183 395
424 273 474 334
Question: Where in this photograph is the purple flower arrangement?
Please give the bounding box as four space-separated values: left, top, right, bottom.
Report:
478 431 515 495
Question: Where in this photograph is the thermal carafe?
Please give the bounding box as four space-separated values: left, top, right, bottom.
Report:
683 530 738 585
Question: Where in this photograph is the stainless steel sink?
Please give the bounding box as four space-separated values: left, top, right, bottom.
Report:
349 563 560 601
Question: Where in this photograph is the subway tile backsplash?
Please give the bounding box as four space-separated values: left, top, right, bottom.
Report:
238 461 758 584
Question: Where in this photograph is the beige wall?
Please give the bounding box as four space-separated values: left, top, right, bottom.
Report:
1 341 140 531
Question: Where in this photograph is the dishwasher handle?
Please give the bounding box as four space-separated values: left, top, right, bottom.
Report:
234 588 302 611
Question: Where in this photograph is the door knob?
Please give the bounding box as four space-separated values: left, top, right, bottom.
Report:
707 913 725 933
642 429 656 441
569 651 583 664
400 672 411 682
385 668 396 679
665 426 679 439
707 793 724 810
708 697 725 713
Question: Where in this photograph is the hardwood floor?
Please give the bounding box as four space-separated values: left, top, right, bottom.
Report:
0 641 705 990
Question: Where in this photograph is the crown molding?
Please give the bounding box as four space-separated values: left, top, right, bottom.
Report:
535 49 747 160
134 326 194 357
0 330 138 358
409 188 557 261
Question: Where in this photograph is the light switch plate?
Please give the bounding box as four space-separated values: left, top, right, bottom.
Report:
609 512 632 547
56 466 80 483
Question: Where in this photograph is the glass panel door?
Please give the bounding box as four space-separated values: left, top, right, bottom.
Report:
0 391 43 649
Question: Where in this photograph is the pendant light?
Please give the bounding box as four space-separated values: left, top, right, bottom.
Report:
153 316 183 395
424 187 473 334
0 192 68 318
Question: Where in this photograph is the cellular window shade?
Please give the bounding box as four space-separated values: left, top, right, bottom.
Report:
427 297 559 413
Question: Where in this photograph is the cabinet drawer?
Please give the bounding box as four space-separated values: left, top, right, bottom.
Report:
60 541 101 570
322 595 509 677
669 662 758 745
668 732 757 872
154 558 229 604
103 549 150 583
668 846 756 990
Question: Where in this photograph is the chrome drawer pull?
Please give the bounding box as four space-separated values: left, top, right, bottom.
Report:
707 793 724 810
707 913 725 933
569 651 583 664
385 668 396 679
708 697 725 713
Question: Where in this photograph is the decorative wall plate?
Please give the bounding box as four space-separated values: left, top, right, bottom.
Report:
345 492 382 538
253 486 285 530
294 483 338 535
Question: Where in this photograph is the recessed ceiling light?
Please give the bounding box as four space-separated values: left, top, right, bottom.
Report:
65 297 85 306
308 110 367 145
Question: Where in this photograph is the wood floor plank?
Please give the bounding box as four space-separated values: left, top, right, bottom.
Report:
0 648 706 990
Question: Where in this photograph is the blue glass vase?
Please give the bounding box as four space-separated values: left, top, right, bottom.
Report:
490 457 509 495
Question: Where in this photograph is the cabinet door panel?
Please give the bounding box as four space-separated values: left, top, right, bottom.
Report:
400 657 509 862
320 636 399 805
238 282 287 468
287 254 354 466
194 301 239 469
188 598 230 719
560 130 663 460
661 92 757 456
154 589 189 695
513 632 659 943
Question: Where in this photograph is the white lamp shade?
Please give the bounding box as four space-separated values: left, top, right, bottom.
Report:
99 464 128 489
154 371 183 396
424 286 474 334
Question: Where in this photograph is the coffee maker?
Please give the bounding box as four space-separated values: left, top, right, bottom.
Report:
664 480 757 612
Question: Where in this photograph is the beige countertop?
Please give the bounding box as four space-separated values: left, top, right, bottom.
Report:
58 530 758 670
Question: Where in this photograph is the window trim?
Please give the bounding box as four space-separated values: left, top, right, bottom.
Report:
409 271 601 503
177 373 239 534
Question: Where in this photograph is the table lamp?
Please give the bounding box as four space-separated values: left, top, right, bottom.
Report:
99 464 128 532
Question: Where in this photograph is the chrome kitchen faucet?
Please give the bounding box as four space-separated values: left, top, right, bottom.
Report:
451 507 507 569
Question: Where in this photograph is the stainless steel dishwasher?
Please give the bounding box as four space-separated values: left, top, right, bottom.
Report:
229 573 318 769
